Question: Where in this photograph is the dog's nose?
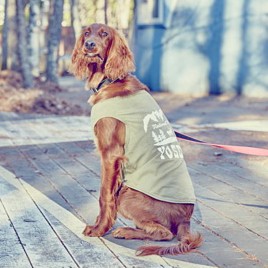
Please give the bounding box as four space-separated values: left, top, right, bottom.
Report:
85 40 96 50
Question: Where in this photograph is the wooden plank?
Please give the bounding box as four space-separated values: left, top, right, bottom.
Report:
0 175 79 268
0 122 13 147
59 141 94 155
23 149 99 223
0 171 124 268
1 166 214 267
73 152 101 177
0 180 31 268
70 141 101 176
43 143 133 231
191 218 261 268
51 156 92 176
193 183 268 265
0 121 35 146
0 167 176 267
0 142 247 267
2 143 103 225
42 210 126 268
54 149 216 267
19 143 102 223
190 167 268 219
0 116 91 147
53 143 218 267
192 163 268 201
26 116 91 144
0 126 214 267
190 168 268 234
0 146 79 220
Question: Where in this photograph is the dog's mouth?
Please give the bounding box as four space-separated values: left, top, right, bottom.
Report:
85 52 104 62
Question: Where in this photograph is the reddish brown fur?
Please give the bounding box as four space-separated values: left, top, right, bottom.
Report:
70 23 203 256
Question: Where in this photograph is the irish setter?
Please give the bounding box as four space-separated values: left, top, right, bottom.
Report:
70 23 202 256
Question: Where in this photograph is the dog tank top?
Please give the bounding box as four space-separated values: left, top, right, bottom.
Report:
91 90 196 204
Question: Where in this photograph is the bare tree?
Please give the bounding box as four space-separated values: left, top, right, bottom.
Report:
46 0 64 83
1 0 19 71
39 0 50 73
104 0 108 24
70 0 82 40
16 0 33 88
1 0 8 70
28 0 41 77
1 0 134 80
96 0 105 23
116 0 132 31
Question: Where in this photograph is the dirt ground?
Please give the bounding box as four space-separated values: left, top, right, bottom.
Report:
0 71 86 116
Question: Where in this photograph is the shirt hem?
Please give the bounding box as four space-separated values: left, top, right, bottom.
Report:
125 184 196 204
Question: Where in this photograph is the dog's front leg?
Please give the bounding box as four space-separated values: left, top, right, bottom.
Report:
83 118 125 237
83 160 121 236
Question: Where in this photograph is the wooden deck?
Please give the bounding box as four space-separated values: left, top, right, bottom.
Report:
0 112 267 268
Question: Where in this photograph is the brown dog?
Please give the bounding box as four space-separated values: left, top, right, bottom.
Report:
70 23 202 256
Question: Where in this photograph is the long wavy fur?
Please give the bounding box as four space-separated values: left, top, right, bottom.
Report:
69 26 135 81
136 233 203 256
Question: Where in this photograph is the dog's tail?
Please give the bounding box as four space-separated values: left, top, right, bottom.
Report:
136 232 203 256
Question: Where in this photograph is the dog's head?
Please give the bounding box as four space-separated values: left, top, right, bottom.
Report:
70 23 135 82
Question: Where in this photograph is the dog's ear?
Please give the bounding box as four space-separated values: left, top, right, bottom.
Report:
69 34 94 80
104 29 136 80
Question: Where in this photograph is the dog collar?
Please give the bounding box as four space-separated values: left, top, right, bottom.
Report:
91 78 118 93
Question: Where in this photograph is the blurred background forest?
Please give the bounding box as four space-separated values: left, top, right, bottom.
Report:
0 0 134 114
0 0 134 87
1 0 267 115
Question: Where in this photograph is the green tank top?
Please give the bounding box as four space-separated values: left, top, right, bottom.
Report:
91 90 196 204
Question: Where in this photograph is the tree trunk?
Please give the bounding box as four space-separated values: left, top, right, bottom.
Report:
70 0 82 40
16 0 33 88
116 0 132 31
1 0 8 70
46 0 64 83
104 0 108 24
28 0 41 77
92 0 98 22
39 0 50 73
1 0 19 71
96 0 105 23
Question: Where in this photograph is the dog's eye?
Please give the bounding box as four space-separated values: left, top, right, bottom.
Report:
84 31 90 37
100 31 108 37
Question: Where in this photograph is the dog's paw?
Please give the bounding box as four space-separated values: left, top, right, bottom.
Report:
83 225 104 237
112 227 135 239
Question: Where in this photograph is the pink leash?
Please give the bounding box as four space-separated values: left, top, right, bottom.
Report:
174 130 268 156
